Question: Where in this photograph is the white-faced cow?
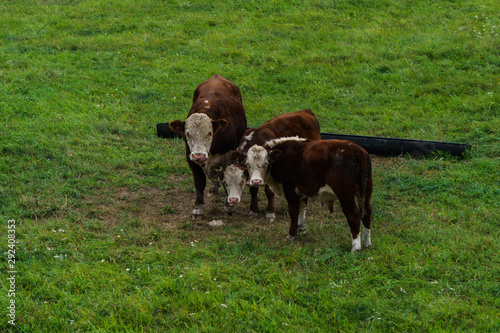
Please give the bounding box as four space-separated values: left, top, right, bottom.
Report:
226 109 321 220
169 74 247 219
247 137 373 252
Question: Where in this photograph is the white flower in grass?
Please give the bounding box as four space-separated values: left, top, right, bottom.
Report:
220 304 228 308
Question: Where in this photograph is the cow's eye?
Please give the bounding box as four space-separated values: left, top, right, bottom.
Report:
263 162 269 167
208 131 212 138
240 180 245 185
186 132 191 138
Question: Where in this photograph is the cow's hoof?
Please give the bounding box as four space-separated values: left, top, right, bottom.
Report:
191 214 203 220
266 213 276 222
248 211 258 218
286 235 296 242
192 206 204 219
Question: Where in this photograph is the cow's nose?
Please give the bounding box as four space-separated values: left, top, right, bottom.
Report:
191 153 207 163
228 197 239 206
251 179 263 186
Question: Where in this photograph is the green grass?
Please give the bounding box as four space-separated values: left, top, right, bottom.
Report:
1 0 499 331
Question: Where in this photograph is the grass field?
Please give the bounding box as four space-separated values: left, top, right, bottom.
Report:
1 0 499 331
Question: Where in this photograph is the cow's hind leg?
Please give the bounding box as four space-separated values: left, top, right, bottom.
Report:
285 194 300 242
338 197 362 252
361 196 372 248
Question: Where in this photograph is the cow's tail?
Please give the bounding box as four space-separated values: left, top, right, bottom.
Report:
357 152 372 221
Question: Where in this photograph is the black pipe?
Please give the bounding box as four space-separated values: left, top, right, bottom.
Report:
319 132 470 157
157 122 181 139
156 122 471 157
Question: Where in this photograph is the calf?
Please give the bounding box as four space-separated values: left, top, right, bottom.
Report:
247 137 373 252
169 74 247 218
227 109 321 220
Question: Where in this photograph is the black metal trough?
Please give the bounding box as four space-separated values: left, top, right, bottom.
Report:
156 122 471 157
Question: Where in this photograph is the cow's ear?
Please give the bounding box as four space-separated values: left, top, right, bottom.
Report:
268 149 282 162
212 119 228 134
231 150 245 164
169 120 185 135
210 168 224 181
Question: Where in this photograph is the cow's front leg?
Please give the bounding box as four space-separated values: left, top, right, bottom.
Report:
189 160 206 219
248 186 259 217
207 169 221 197
265 185 276 222
208 178 221 197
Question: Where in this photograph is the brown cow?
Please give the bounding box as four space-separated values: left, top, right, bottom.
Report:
226 109 321 220
247 137 373 252
169 75 247 218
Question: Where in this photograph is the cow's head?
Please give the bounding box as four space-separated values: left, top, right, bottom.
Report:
222 164 248 207
246 145 270 186
169 113 228 164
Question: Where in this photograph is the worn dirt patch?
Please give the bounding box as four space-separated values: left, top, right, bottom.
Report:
72 155 389 243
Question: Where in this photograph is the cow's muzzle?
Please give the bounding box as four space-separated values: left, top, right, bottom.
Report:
228 197 240 206
191 153 207 163
250 178 264 186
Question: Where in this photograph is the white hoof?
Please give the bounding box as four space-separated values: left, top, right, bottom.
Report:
266 212 275 221
351 234 362 253
286 235 296 242
362 228 372 248
192 205 204 219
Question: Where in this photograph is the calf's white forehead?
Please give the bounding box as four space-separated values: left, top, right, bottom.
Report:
185 113 212 135
224 165 245 183
247 145 268 166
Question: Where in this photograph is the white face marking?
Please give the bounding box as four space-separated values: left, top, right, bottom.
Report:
184 113 214 164
204 100 209 103
246 145 269 186
223 165 247 206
